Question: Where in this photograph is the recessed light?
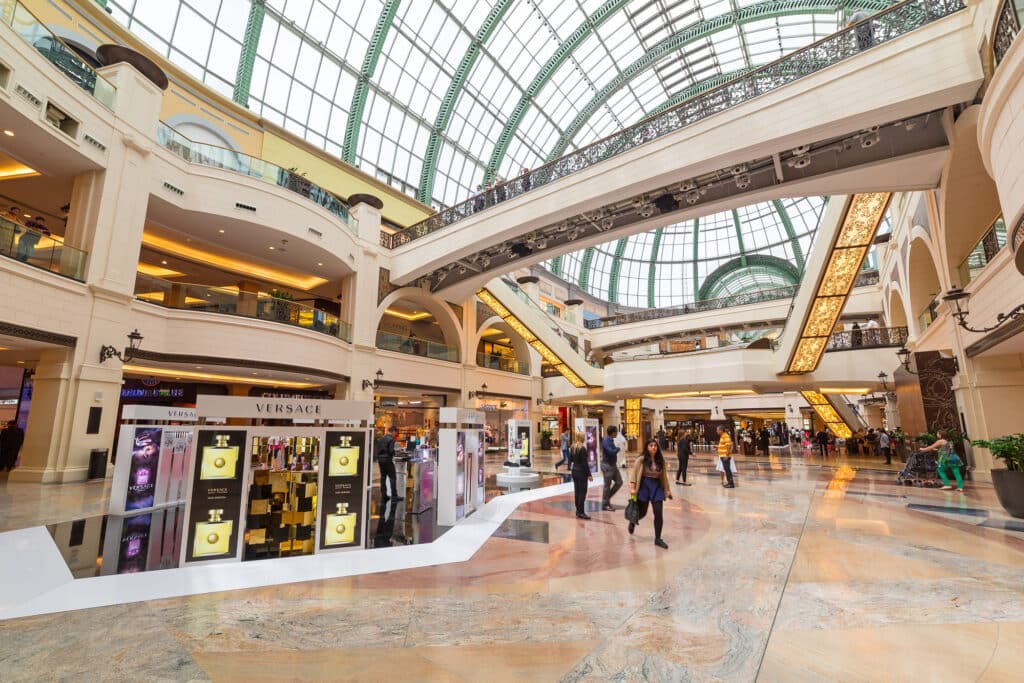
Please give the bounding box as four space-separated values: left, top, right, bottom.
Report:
161 260 168 265
174 377 182 380
3 130 14 137
23 213 31 218
317 262 323 266
268 246 275 250
218 229 225 234
195 366 203 369
16 360 24 364
251 372 259 375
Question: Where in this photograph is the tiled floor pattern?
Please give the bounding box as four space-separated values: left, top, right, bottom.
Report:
0 457 1021 681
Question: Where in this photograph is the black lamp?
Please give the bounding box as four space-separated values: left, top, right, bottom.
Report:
896 347 918 375
943 287 1024 333
877 371 890 391
469 383 487 399
99 329 143 363
535 392 553 406
362 369 383 390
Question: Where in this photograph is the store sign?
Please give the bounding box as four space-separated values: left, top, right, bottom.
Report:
121 405 198 422
196 395 371 421
121 381 190 401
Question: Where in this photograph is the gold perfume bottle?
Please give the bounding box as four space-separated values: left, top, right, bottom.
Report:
193 509 232 557
328 435 359 476
324 502 356 546
200 434 239 479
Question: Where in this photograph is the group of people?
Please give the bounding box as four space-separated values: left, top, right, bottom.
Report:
468 168 531 213
848 319 881 347
0 206 51 261
813 426 904 464
561 424 737 551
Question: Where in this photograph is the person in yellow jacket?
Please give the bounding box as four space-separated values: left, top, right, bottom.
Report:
717 425 735 488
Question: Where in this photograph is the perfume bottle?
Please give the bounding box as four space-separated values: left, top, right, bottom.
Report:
193 509 232 557
328 435 359 476
200 434 239 480
324 502 356 546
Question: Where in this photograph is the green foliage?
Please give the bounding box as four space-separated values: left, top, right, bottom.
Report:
917 432 937 446
539 430 553 440
269 289 293 300
971 434 1024 472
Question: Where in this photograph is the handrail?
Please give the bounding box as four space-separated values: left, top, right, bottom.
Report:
498 277 580 350
155 123 357 232
584 284 798 329
993 0 1022 67
383 0 966 249
0 215 87 280
133 274 352 341
375 330 459 362
1013 214 1024 253
825 325 908 351
958 216 1006 284
2 1 116 108
476 351 529 375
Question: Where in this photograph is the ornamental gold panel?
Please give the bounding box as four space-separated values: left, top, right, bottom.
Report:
836 192 890 247
816 404 842 423
505 316 537 343
476 290 511 319
819 247 867 296
555 364 586 388
804 297 844 337
829 422 853 439
788 337 827 373
801 390 828 405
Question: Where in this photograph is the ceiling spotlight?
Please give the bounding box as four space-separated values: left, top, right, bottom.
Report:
601 217 614 231
860 131 881 148
788 154 811 169
685 190 700 205
679 179 697 191
457 265 468 274
735 173 751 190
479 255 491 268
567 228 581 240
790 144 810 155
436 270 448 283
3 130 14 137
730 164 748 176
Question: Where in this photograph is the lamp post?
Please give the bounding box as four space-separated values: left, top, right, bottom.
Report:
896 347 919 375
99 329 143 364
361 369 383 391
943 287 1024 334
469 383 487 399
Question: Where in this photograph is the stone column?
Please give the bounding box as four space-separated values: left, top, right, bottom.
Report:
884 393 900 429
347 198 384 401
236 281 261 317
783 391 804 431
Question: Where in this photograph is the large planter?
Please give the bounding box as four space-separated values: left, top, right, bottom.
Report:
991 469 1024 519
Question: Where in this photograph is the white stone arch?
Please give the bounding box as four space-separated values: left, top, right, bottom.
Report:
906 236 943 322
885 284 910 328
474 316 533 375
376 287 463 360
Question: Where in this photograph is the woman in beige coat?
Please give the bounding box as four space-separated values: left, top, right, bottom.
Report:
629 439 673 549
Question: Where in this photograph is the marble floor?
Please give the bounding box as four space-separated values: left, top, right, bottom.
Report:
0 456 1022 681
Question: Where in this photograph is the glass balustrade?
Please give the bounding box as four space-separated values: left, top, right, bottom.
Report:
375 330 459 362
134 274 351 342
155 123 357 232
2 1 116 108
957 217 1006 285
0 216 87 280
476 352 528 375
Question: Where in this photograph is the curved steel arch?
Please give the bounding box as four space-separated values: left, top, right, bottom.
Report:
416 0 516 205
482 0 631 185
697 254 801 302
772 198 807 268
606 236 630 304
647 227 665 308
544 0 892 162
342 0 402 164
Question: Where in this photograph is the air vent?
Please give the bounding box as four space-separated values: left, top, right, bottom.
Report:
235 202 256 212
83 134 107 152
162 181 184 196
307 227 323 238
14 84 42 108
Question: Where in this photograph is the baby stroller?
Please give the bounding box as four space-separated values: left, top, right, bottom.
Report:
896 450 941 487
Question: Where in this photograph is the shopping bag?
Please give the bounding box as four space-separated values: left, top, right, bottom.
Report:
624 497 639 525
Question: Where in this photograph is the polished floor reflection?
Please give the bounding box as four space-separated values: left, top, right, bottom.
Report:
1 457 1022 681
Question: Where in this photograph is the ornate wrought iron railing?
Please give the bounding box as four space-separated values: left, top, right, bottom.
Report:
825 325 908 351
853 268 880 287
993 0 1023 67
383 0 966 249
1012 214 1024 253
584 285 799 329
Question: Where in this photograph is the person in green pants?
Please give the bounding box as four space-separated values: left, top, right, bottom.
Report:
919 429 964 492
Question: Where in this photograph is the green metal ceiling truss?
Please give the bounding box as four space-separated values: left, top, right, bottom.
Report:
482 0 630 184
732 209 749 267
549 255 563 278
772 198 806 268
692 218 701 298
543 0 892 162
232 0 266 107
415 0 515 204
342 0 401 164
647 227 665 308
577 247 596 291
606 237 630 303
697 254 801 301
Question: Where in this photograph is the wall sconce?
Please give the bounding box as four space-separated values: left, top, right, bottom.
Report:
786 403 794 413
943 287 1024 334
99 329 143 364
468 383 487 399
535 392 553 406
361 368 383 391
896 347 918 375
877 371 890 391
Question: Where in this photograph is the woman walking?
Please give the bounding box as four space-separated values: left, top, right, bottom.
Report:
569 432 593 518
675 430 693 485
628 439 673 548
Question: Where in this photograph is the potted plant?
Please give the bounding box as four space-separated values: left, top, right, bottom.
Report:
971 433 1024 518
539 429 553 450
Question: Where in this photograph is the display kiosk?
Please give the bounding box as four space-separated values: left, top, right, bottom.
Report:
109 405 197 515
180 395 373 566
437 407 485 526
574 417 600 472
496 418 540 486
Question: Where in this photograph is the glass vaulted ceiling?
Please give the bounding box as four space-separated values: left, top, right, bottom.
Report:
104 0 885 306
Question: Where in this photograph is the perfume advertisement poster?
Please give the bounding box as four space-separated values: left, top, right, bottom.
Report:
185 429 247 563
160 430 192 505
117 512 152 574
455 430 466 514
126 427 161 510
475 429 485 507
515 424 532 467
319 430 366 551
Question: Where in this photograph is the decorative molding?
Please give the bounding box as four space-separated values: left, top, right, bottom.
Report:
130 350 349 383
0 320 76 347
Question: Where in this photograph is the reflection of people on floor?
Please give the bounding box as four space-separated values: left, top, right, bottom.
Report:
373 499 398 547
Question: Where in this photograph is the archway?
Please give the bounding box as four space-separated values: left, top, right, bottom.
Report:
376 288 463 361
906 238 942 328
475 317 532 375
886 287 909 328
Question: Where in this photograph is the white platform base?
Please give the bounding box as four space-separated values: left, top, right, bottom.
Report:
495 466 541 487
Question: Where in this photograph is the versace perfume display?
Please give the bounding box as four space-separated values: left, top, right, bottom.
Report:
328 434 359 476
200 434 239 480
325 502 356 546
125 427 160 510
192 509 232 558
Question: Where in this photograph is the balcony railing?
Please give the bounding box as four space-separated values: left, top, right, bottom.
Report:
825 326 908 351
155 124 356 232
584 285 799 329
0 216 87 280
382 0 966 249
2 1 116 108
853 268 880 287
134 274 352 342
476 352 528 375
958 217 1006 285
993 0 1023 67
375 330 459 362
1013 214 1024 253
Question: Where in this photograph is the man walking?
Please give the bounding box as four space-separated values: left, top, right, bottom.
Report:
375 426 402 501
879 429 892 465
613 426 628 468
554 426 571 470
717 425 735 488
601 426 623 511
815 428 829 459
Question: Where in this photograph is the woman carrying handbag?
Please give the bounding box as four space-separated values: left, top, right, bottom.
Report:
627 439 673 549
569 431 594 519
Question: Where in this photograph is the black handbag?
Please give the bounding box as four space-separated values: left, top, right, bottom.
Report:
624 497 640 525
